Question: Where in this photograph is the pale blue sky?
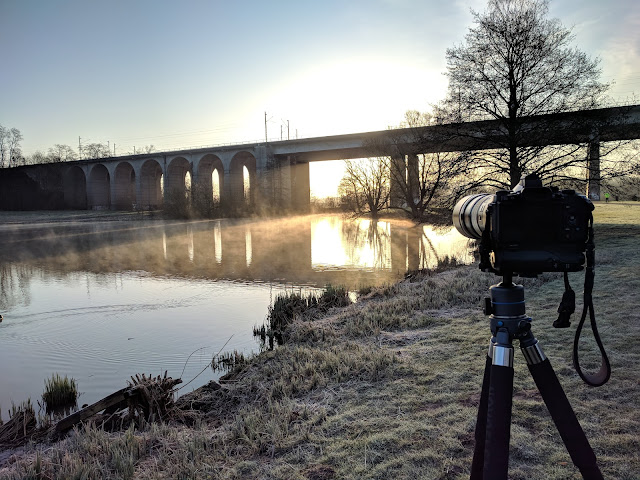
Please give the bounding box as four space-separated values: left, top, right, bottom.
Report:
1 0 639 157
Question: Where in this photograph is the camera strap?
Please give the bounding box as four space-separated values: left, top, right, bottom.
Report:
554 272 575 328
572 214 611 387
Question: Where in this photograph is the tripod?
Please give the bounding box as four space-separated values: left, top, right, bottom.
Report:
470 273 603 480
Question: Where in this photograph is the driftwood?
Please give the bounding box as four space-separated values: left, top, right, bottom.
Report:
54 372 182 435
127 372 182 423
54 387 138 434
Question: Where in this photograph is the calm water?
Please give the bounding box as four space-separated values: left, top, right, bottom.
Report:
0 213 473 413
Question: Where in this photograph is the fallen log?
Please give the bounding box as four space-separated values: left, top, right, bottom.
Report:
54 387 139 434
54 373 183 434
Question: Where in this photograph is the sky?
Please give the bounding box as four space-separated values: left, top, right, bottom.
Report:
1 0 639 161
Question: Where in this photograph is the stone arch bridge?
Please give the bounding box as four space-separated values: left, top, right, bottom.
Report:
2 105 638 211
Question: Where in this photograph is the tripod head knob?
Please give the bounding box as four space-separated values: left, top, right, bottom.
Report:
483 297 492 315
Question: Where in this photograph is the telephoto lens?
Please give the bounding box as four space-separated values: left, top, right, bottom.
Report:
452 194 494 239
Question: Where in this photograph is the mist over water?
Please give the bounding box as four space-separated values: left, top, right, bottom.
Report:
0 213 473 411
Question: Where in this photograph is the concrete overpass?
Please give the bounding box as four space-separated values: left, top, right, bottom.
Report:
1 105 638 211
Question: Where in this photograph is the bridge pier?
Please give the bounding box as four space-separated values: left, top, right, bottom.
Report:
290 159 310 211
407 154 420 203
586 138 601 201
390 154 405 208
135 173 143 210
258 154 310 211
389 154 420 208
109 174 118 210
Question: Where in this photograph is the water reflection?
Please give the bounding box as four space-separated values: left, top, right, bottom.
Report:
0 214 473 409
0 215 473 307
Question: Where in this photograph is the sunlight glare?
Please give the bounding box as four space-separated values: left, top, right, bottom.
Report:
419 226 474 269
245 228 252 266
311 217 392 269
185 171 192 199
212 169 220 202
243 166 250 202
187 226 194 263
310 160 345 199
264 59 446 139
214 220 222 264
311 218 349 268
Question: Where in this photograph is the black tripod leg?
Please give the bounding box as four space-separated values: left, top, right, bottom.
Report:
470 351 492 480
483 331 514 480
523 338 604 480
483 363 514 479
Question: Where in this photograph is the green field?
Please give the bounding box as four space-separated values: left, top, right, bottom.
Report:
1 202 638 479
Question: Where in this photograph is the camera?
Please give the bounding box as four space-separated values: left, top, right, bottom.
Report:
453 174 594 276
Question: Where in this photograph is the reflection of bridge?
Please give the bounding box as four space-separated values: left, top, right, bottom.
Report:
0 216 472 289
2 105 638 210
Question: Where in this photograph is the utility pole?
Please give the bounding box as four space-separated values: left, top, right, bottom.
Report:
114 144 116 156
78 136 82 158
265 112 268 142
287 120 290 140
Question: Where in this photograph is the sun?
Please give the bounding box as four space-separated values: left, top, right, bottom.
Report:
309 160 346 199
266 58 442 138
264 58 447 199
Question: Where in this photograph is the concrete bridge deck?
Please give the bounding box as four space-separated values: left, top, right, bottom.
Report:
1 105 638 211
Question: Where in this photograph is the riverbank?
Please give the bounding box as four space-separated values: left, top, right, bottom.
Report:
1 202 639 479
0 210 163 225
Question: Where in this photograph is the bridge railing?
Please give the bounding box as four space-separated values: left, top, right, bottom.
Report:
10 99 640 166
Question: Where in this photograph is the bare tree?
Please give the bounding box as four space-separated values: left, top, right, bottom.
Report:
0 125 6 167
436 0 624 194
601 140 640 200
366 110 464 220
82 142 110 159
0 125 23 167
338 158 390 220
128 145 157 155
47 144 77 163
27 151 48 165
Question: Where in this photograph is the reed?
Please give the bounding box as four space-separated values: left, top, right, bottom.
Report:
254 285 352 348
41 373 78 412
213 349 248 373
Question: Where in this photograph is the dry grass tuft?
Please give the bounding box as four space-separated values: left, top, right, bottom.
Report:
0 401 37 450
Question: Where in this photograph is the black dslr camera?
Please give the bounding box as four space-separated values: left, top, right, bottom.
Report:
453 174 594 276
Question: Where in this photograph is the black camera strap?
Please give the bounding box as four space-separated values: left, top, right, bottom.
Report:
554 272 575 328
572 214 611 387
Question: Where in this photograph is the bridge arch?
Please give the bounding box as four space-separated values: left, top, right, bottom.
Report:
88 164 111 209
63 165 87 209
167 156 192 198
229 151 256 206
140 159 163 209
114 162 136 210
196 154 224 204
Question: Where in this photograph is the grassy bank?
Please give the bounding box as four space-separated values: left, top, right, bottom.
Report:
1 202 638 479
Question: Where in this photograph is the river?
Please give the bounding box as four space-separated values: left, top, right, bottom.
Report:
0 212 473 413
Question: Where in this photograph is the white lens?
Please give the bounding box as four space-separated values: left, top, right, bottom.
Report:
452 194 494 239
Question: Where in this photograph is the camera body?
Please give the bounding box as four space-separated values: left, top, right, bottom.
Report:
453 174 594 276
